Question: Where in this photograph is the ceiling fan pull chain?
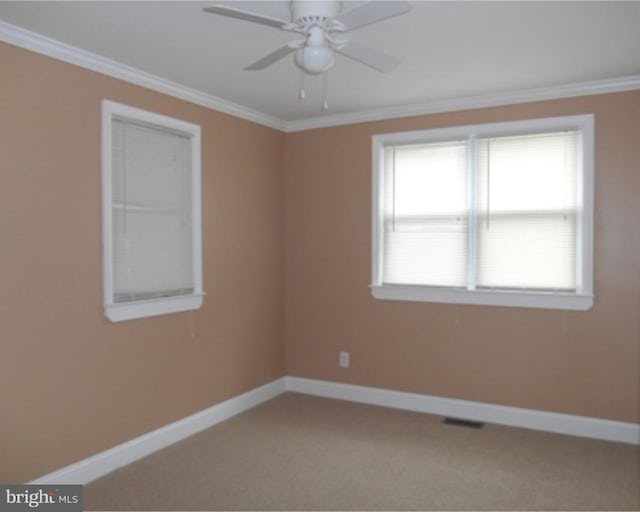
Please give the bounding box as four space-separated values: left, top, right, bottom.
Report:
298 70 306 100
322 72 329 111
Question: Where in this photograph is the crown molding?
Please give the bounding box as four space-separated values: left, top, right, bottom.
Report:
282 74 640 132
3 20 639 134
0 20 285 131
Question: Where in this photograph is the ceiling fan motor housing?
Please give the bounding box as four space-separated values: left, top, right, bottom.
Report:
291 0 341 27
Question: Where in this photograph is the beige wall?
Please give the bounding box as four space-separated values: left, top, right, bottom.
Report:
2 40 639 484
284 91 640 424
1 43 285 482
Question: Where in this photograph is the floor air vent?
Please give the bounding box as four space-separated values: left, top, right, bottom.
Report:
442 417 485 429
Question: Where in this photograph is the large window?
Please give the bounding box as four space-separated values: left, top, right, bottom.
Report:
102 100 203 321
371 115 594 310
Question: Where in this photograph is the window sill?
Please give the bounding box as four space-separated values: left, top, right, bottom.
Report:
370 284 593 311
105 293 204 322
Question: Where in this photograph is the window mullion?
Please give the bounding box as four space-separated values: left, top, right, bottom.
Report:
467 135 478 291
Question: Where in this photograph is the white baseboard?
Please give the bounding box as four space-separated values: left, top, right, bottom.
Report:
29 377 286 485
285 376 640 445
29 374 638 484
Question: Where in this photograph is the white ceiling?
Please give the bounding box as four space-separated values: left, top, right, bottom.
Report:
1 1 639 128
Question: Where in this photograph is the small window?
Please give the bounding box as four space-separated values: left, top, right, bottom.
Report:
371 115 594 310
101 100 203 321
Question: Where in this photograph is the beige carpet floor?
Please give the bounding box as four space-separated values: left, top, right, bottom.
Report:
85 392 640 511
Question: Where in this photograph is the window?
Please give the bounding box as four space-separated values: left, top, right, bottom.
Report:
371 115 594 310
101 100 203 321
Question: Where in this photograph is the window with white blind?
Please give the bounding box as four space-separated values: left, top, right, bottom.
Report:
371 115 594 310
101 100 203 322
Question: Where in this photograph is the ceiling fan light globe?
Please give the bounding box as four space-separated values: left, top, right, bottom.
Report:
295 47 335 74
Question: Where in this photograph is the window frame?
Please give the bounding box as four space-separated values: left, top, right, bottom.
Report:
101 100 203 322
371 114 594 311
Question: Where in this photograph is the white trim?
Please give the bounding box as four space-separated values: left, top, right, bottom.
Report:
105 294 204 322
283 75 640 132
577 118 595 297
2 20 640 133
370 285 593 311
29 378 287 485
285 377 640 445
0 21 284 131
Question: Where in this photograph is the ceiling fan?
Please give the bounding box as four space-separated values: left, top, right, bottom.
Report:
203 1 412 76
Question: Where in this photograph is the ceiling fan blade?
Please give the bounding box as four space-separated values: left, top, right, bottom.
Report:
333 1 411 31
335 41 401 73
203 5 291 30
244 45 297 70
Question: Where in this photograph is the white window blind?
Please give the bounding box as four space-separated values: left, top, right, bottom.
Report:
476 132 577 291
111 119 194 302
102 100 203 322
383 141 468 287
371 115 594 311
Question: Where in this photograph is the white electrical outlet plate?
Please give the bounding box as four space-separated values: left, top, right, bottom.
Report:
339 351 350 368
